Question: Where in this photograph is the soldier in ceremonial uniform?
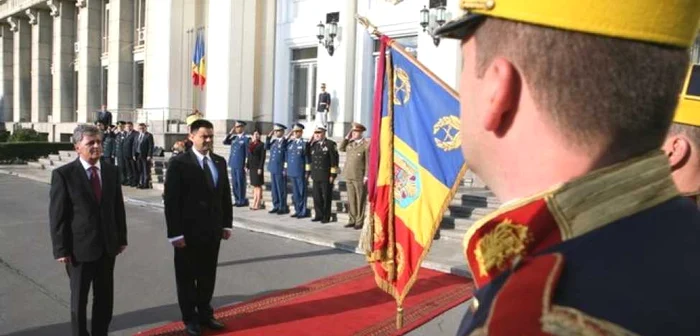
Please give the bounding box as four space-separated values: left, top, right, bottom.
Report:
664 67 700 206
307 126 339 223
433 1 700 335
286 123 311 218
114 121 126 184
223 120 250 207
339 123 369 229
266 123 290 215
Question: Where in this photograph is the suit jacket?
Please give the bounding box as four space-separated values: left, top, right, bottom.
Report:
307 138 339 181
164 150 233 246
133 132 154 157
122 130 137 158
339 138 369 181
102 131 116 158
49 159 127 262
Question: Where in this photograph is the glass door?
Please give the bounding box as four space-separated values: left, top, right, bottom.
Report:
290 47 318 122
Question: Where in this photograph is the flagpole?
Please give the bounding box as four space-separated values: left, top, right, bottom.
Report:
189 28 196 110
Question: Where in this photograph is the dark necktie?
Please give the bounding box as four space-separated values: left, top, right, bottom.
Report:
202 157 215 189
89 166 102 203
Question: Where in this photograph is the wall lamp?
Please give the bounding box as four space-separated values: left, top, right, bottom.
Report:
419 3 447 46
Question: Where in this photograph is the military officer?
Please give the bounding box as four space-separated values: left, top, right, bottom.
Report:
307 126 339 224
434 1 700 335
286 123 311 218
114 121 127 183
223 120 249 207
339 123 369 229
266 123 290 215
663 67 700 205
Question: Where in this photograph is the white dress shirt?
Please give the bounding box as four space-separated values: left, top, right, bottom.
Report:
169 149 233 243
78 157 101 186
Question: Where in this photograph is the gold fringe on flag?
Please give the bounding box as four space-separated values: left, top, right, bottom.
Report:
396 306 404 329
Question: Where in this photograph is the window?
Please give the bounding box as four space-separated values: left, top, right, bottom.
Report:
134 62 144 108
290 47 318 121
134 0 146 49
101 66 108 106
102 1 109 55
687 64 700 98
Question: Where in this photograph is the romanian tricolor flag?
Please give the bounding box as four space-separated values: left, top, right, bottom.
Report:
192 30 206 89
367 36 467 326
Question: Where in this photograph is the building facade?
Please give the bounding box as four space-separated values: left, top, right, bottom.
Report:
0 0 698 145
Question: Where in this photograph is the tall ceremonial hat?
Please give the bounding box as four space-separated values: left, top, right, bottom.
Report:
351 122 367 132
674 66 700 127
273 123 287 131
234 120 247 127
186 113 202 126
434 0 700 48
292 123 305 131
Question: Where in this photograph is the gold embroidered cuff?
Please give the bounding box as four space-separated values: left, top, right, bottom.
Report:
330 167 338 174
305 164 311 171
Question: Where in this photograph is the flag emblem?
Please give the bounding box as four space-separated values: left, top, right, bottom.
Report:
394 154 421 209
433 116 462 151
393 68 411 105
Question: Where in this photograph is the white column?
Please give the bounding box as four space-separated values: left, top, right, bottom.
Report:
272 0 291 126
49 0 76 123
28 8 52 123
107 0 134 113
0 25 13 123
76 0 101 123
353 0 374 130
10 16 31 122
206 0 274 124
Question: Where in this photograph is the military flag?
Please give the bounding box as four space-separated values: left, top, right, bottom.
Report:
366 34 467 327
192 30 206 89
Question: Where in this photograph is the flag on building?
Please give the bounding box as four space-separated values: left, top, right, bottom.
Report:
366 35 467 327
192 30 206 88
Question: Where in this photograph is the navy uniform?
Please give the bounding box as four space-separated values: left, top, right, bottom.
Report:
432 1 700 335
266 123 290 215
307 126 339 224
286 123 311 218
223 120 250 207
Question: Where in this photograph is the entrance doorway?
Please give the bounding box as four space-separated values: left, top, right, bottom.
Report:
290 47 318 122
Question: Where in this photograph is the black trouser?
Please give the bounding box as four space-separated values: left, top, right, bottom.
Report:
136 153 150 187
312 180 333 221
174 242 221 324
116 156 126 184
65 254 116 336
124 155 137 186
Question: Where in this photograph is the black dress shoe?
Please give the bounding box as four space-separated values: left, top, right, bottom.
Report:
321 219 330 224
185 322 201 336
277 209 290 215
311 218 322 222
354 225 363 230
201 318 225 330
269 209 279 214
344 223 355 228
290 213 298 218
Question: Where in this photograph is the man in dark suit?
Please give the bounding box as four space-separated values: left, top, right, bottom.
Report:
133 123 154 189
96 105 112 127
122 122 138 187
307 126 339 223
164 119 233 336
49 124 128 336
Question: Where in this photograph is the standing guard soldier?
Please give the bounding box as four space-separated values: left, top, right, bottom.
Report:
307 126 339 224
223 120 249 207
286 123 311 218
434 0 700 335
114 121 126 184
266 123 290 215
339 123 369 229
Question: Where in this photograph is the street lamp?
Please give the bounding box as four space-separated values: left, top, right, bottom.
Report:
317 20 338 56
419 5 448 47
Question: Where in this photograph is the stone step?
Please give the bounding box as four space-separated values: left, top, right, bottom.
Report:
38 158 53 167
59 150 76 159
27 161 44 169
48 154 62 162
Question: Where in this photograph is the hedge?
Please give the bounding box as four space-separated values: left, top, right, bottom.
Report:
0 142 74 162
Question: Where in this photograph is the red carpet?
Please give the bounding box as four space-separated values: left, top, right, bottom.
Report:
136 266 474 336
